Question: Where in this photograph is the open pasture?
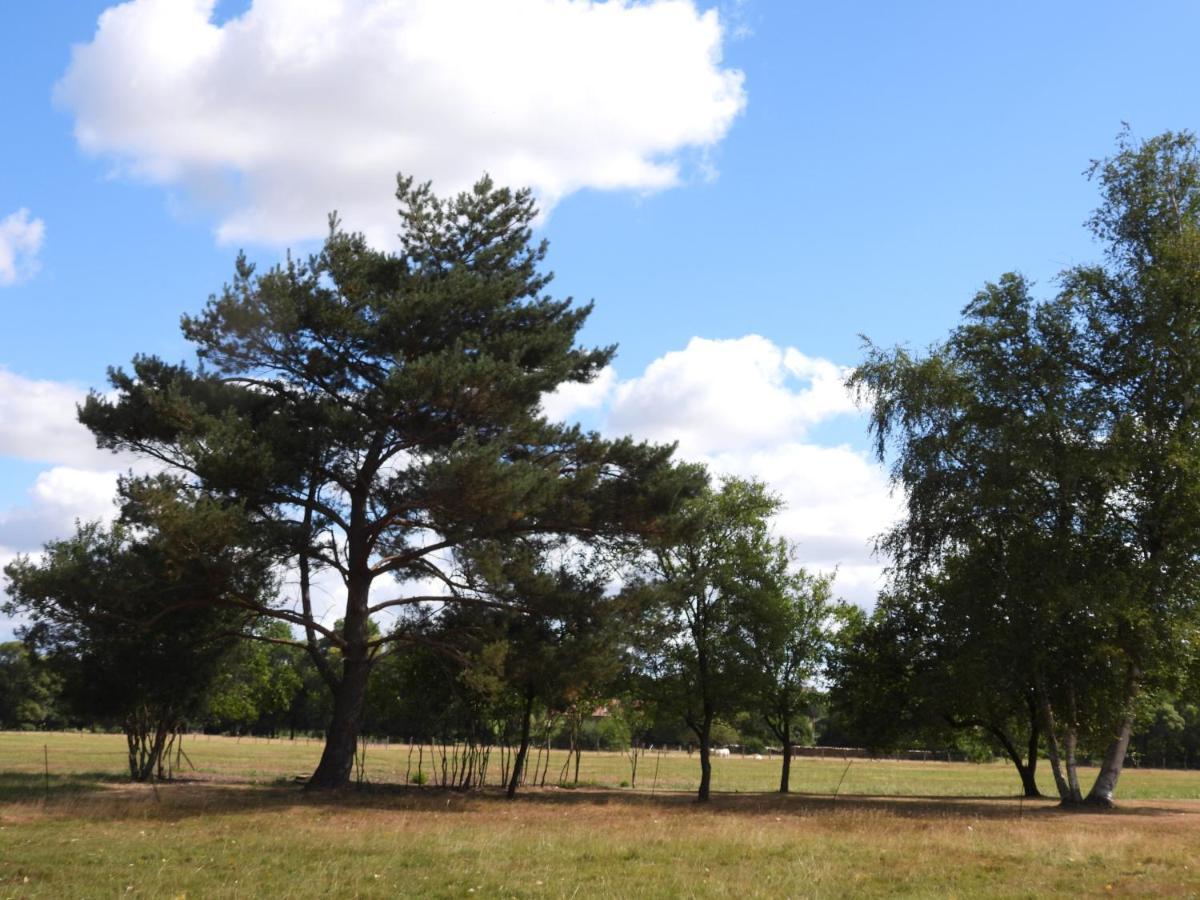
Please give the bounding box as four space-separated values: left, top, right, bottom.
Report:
2 734 1200 897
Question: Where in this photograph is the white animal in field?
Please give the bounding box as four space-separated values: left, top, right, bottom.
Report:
713 747 731 758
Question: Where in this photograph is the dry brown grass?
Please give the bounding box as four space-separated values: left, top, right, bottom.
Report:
2 733 1199 897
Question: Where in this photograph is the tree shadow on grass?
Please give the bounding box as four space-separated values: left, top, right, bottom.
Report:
4 776 1193 826
0 771 116 803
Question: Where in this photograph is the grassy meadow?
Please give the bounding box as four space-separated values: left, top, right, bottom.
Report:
2 732 1200 897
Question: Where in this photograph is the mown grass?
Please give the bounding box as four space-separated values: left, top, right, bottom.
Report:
2 732 1199 897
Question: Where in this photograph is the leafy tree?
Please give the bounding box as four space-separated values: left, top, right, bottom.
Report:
632 476 782 802
735 562 835 793
829 573 1044 797
1053 129 1200 803
850 130 1200 806
79 175 690 789
3 487 271 780
425 542 631 798
0 642 61 730
204 621 305 735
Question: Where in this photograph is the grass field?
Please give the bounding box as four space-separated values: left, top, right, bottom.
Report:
2 732 1199 897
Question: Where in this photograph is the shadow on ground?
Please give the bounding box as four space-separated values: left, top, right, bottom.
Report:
0 771 115 803
1 772 1195 824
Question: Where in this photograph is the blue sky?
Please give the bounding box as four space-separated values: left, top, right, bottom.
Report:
2 0 1199 632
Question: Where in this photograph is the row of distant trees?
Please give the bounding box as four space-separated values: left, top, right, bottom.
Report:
5 129 1200 807
6 624 1198 770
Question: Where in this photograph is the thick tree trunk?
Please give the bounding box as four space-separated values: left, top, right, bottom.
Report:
1017 760 1040 799
506 689 535 800
1086 712 1135 807
306 579 371 791
306 652 370 789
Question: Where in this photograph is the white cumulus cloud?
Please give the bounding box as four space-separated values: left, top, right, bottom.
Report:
608 335 858 456
57 0 747 246
541 364 617 423
0 209 45 286
599 336 897 607
0 368 131 470
0 467 120 555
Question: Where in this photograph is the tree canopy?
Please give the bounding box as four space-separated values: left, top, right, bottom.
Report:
850 129 1200 806
78 175 696 789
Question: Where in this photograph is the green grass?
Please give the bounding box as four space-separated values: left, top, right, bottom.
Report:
2 732 1200 897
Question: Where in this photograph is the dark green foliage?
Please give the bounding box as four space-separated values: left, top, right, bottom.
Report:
849 130 1200 806
730 538 836 792
631 476 788 801
3 486 272 780
0 641 62 730
77 174 691 789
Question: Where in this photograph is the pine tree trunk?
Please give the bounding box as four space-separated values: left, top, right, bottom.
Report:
306 580 371 791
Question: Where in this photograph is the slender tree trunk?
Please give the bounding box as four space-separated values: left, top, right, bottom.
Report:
506 689 535 800
306 579 371 791
1025 695 1042 797
1036 679 1074 802
1063 728 1083 804
779 721 792 794
988 723 1041 799
696 709 714 803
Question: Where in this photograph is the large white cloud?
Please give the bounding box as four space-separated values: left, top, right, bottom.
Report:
0 368 130 470
0 468 120 554
57 0 746 246
0 209 45 286
548 335 900 607
541 364 617 424
607 335 858 455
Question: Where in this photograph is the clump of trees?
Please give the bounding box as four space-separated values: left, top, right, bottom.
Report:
4 484 273 780
3 175 835 800
6 130 1200 809
841 128 1200 807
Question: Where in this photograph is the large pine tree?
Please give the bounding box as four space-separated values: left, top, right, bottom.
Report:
81 175 691 789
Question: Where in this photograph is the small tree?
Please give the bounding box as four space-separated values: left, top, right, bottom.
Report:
735 562 835 793
633 477 782 802
4 487 271 780
204 621 305 736
0 642 61 730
